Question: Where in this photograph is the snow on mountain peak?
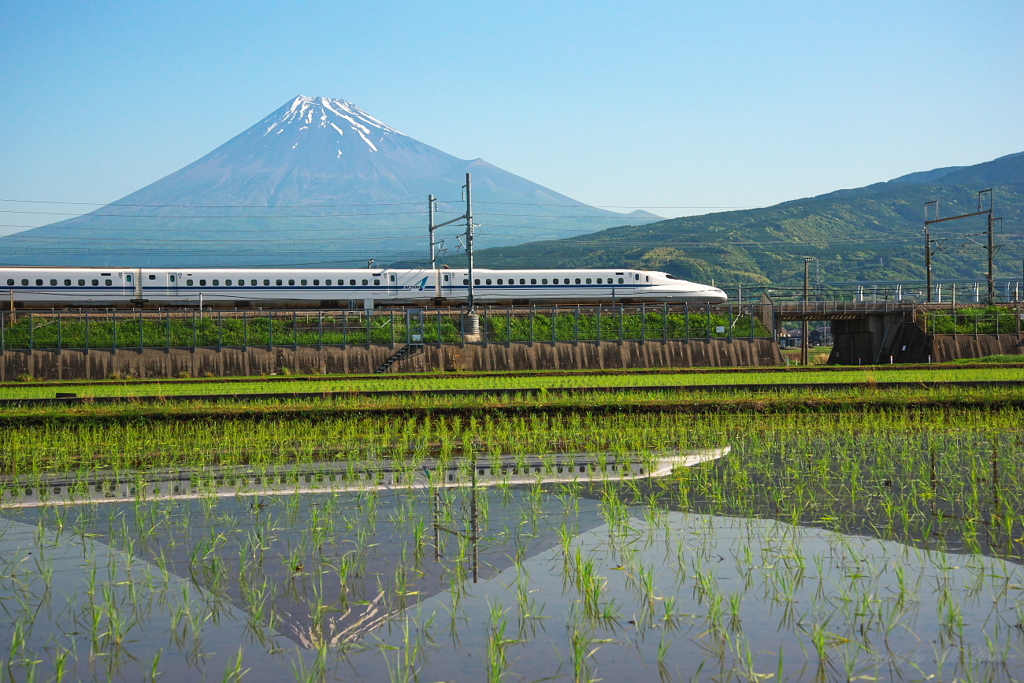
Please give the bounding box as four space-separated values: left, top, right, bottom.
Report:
258 95 402 153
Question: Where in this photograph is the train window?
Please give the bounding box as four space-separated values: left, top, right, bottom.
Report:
474 279 480 285
187 280 193 286
646 276 650 282
276 279 282 286
350 279 356 286
64 279 71 286
36 279 43 286
212 279 220 286
586 278 592 284
170 275 175 282
264 280 270 286
519 279 525 285
361 279 368 286
553 278 559 284
5 279 12 286
50 279 57 286
485 279 492 285
249 279 256 286
126 274 132 283
575 278 581 284
226 280 232 286
104 279 112 286
92 279 99 286
313 279 319 286
288 279 295 286
635 274 640 280
390 275 396 282
300 279 307 286
496 279 502 285
618 278 624 284
200 280 207 286
373 279 380 285
21 279 28 286
542 278 548 285
78 279 85 286
463 279 469 285
443 274 449 282
148 274 156 280
597 278 602 284
325 279 332 285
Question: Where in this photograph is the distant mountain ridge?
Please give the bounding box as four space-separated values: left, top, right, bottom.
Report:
886 152 1024 187
0 96 657 267
472 152 1024 290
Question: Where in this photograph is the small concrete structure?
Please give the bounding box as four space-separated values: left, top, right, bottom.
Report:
772 301 1024 364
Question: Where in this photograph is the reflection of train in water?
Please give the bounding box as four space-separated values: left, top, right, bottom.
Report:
1 266 727 308
0 448 731 509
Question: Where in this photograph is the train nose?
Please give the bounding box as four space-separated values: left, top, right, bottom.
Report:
707 288 728 304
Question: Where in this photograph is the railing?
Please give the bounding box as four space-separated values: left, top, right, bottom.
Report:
772 300 912 317
922 307 1024 336
0 303 773 353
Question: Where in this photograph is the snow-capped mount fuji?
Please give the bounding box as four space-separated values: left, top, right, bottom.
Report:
0 96 657 267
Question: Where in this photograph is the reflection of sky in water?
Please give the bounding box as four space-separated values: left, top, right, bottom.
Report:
383 511 1024 681
1 485 607 680
0 516 309 680
2 483 1023 681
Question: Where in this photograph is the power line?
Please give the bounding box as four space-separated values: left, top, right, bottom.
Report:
0 196 763 210
473 201 765 210
0 209 433 219
0 198 430 208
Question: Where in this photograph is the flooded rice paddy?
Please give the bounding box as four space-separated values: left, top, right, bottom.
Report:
2 418 1023 681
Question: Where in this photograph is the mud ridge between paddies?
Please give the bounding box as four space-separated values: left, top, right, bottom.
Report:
2 383 1023 426
3 362 1021 390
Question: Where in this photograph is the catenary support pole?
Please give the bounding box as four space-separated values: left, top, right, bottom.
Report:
428 194 437 269
465 174 475 311
802 258 812 366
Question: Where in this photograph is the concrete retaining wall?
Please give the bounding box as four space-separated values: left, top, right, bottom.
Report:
0 339 782 381
931 334 1024 362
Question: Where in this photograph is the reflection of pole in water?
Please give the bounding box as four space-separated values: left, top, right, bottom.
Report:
928 435 938 519
991 443 1000 515
470 460 479 583
429 464 480 582
435 489 442 561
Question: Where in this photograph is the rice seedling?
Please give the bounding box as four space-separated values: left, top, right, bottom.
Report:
1 402 1023 680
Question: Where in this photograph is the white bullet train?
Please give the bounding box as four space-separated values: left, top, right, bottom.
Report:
0 266 727 308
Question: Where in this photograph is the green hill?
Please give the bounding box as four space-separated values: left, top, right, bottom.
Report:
470 153 1024 293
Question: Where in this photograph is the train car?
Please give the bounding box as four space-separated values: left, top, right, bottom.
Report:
0 266 727 308
1 267 140 307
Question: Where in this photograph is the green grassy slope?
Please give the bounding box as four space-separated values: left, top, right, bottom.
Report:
471 178 1024 290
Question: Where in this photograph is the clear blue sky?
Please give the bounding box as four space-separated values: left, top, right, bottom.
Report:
1 0 1022 236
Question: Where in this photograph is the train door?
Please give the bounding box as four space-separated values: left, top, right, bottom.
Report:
440 270 454 298
170 272 181 296
386 271 397 298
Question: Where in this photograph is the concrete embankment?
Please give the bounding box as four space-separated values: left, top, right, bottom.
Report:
930 334 1024 362
0 339 783 381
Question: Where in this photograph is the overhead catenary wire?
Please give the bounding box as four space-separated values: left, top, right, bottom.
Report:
0 197 763 210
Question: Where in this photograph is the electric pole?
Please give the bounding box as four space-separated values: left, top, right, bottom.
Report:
428 195 437 269
424 173 476 310
984 190 995 303
924 190 999 305
802 257 812 366
465 173 475 311
924 201 937 303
